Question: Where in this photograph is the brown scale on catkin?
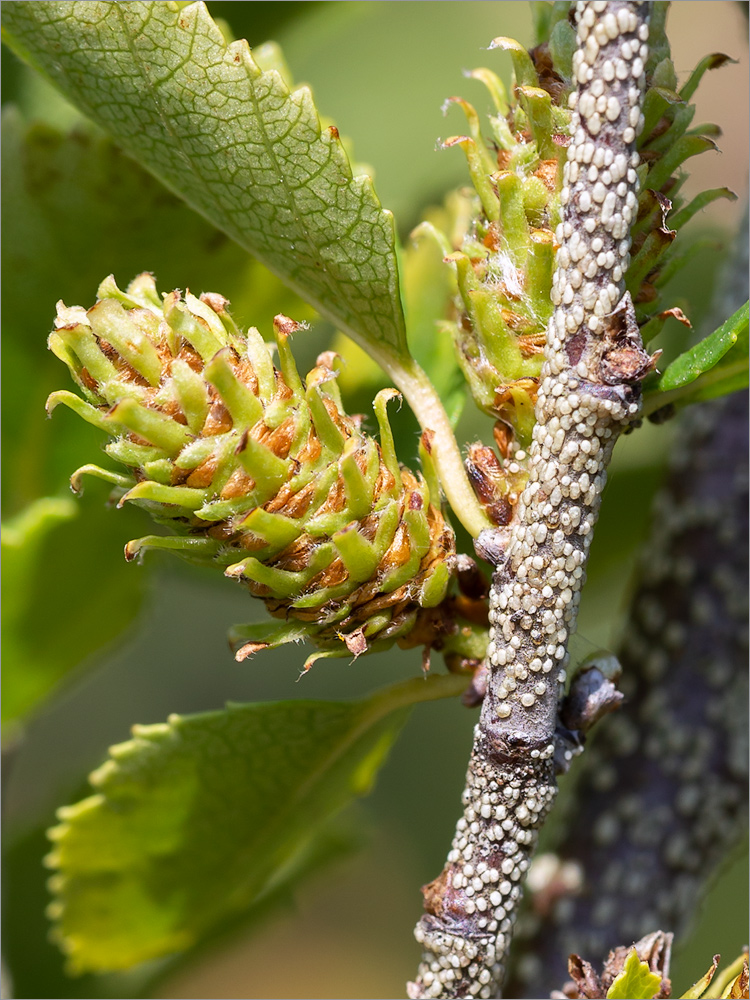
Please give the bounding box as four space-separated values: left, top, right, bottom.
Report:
409 4 654 998
506 274 749 995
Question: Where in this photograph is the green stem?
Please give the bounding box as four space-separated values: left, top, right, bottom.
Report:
364 349 492 538
366 672 471 722
327 323 491 536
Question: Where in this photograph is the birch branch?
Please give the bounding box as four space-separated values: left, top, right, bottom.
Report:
409 4 654 997
507 217 750 999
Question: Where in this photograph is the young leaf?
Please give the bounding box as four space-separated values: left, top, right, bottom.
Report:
644 301 749 416
657 302 749 391
606 949 663 1000
46 674 467 973
1 1 408 370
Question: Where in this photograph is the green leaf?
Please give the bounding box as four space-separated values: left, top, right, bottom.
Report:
46 673 467 973
606 949 663 1000
2 498 78 609
1 0 408 370
644 301 749 415
657 302 749 391
334 219 467 429
667 187 737 233
3 809 358 1000
1 494 147 728
679 52 737 103
2 498 74 724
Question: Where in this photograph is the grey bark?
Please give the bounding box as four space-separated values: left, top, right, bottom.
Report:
409 5 654 997
507 214 749 998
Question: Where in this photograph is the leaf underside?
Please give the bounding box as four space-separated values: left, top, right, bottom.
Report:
1 0 409 366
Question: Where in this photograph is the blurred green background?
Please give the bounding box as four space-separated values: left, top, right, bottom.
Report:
2 3 747 998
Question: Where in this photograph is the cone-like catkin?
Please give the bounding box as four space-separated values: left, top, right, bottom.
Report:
48 274 458 669
437 0 732 453
438 44 568 450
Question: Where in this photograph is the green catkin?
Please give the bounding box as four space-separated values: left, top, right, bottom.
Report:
48 276 465 671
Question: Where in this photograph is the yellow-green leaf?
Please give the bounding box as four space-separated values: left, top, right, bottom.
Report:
46 674 466 973
681 955 720 998
607 949 663 1000
657 302 749 392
